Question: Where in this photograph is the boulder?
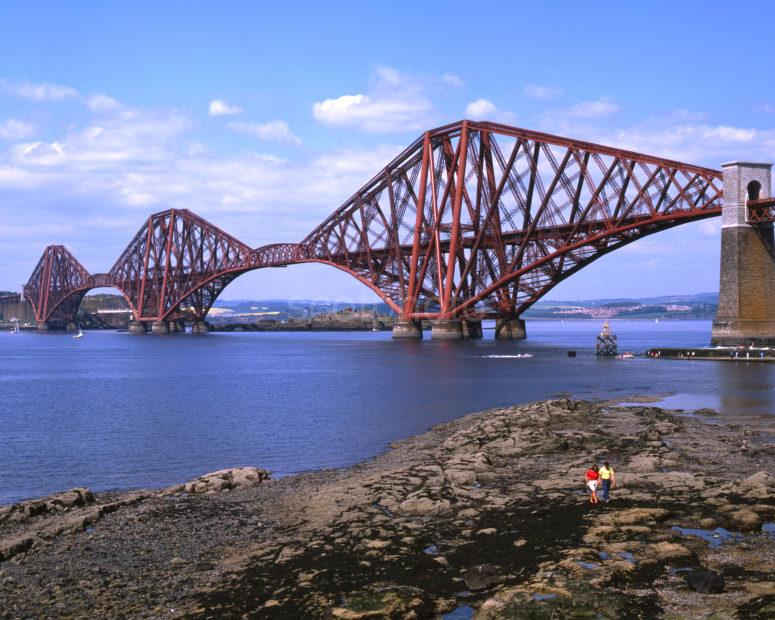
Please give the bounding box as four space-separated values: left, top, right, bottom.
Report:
463 564 501 591
744 582 775 596
445 469 477 485
531 478 574 491
397 497 451 517
740 471 775 489
658 472 706 491
0 488 95 525
183 467 270 494
482 437 516 454
627 455 661 472
725 508 762 531
648 541 692 560
0 535 33 561
739 471 775 499
603 508 670 526
50 488 93 509
686 569 724 594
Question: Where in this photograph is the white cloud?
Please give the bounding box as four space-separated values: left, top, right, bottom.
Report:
609 122 769 165
209 100 242 116
465 98 497 118
0 119 36 140
567 97 619 118
0 91 405 259
312 66 434 132
441 73 465 88
524 84 563 101
0 80 79 102
228 120 302 146
313 94 432 132
712 126 756 142
464 98 517 124
373 66 402 85
535 97 622 138
0 165 40 188
0 80 126 116
86 93 121 112
698 219 721 237
11 108 191 169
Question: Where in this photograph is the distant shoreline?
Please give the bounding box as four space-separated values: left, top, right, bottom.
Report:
1 316 718 332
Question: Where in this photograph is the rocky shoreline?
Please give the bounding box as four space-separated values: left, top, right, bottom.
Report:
1 399 773 619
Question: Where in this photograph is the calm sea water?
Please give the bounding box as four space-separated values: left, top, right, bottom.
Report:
1 320 773 504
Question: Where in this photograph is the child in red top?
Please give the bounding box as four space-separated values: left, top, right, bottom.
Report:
585 464 600 504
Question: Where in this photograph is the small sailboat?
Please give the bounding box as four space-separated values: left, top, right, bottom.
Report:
73 326 84 339
9 318 19 334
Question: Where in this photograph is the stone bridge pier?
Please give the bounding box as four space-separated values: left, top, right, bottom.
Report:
711 162 775 346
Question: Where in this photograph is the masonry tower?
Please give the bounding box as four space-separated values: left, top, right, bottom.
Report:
711 162 775 345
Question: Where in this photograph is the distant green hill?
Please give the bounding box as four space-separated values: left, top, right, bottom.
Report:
524 292 718 320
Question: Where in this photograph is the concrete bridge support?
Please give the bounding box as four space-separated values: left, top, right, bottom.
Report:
711 162 775 346
495 317 526 340
151 320 170 334
191 320 211 334
462 319 483 339
36 322 51 331
431 319 464 340
392 319 423 339
127 320 147 333
169 319 186 333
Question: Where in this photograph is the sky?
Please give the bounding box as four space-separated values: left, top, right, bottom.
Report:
2 1 775 303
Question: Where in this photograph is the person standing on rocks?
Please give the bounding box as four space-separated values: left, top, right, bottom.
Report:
599 461 615 502
585 464 600 504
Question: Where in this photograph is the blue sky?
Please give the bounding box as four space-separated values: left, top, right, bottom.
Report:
2 1 775 303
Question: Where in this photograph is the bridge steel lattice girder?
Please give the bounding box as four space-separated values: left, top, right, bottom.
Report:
22 120 724 327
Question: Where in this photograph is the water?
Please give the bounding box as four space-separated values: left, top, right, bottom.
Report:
443 605 474 619
1 319 774 504
671 526 742 548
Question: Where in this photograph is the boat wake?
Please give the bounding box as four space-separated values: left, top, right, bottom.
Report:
482 354 534 359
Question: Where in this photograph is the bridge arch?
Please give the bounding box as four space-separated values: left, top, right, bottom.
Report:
748 180 762 201
157 259 402 323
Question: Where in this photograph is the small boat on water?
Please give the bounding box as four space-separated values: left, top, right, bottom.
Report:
9 320 19 334
73 327 84 339
616 352 635 360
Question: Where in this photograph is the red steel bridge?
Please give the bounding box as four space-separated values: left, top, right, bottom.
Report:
22 120 731 337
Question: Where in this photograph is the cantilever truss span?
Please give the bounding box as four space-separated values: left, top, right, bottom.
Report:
23 120 723 326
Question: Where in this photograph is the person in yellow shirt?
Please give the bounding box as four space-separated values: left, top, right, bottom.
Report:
599 462 615 502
